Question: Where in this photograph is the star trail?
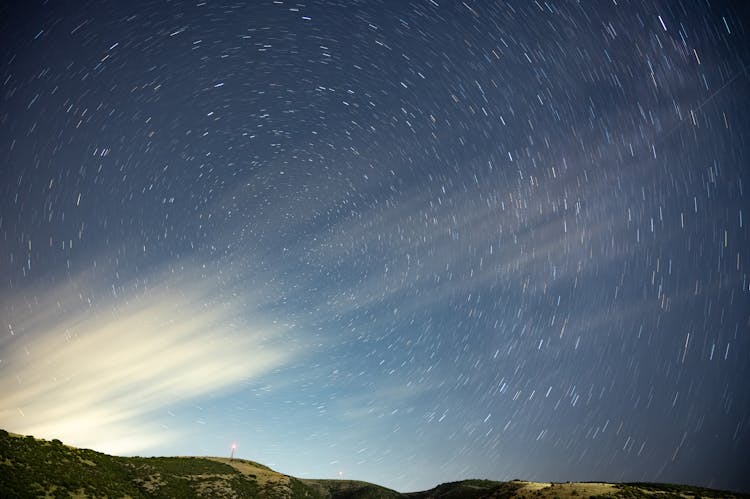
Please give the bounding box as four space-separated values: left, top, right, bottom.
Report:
1 0 749 493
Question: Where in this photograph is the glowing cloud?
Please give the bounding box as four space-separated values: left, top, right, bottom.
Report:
0 267 292 455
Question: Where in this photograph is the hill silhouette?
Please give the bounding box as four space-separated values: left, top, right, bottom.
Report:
1 429 746 498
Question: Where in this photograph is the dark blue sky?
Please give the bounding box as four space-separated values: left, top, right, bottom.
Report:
1 0 749 493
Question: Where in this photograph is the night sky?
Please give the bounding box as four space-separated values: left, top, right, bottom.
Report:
1 0 749 493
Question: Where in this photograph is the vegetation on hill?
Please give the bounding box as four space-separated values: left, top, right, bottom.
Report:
1 429 747 498
0 429 311 498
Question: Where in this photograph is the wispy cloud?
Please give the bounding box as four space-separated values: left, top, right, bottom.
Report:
0 266 293 455
305 161 634 321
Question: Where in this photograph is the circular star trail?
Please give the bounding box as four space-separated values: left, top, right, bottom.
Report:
1 0 749 493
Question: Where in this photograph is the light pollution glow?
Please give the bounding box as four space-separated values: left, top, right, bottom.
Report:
0 267 293 455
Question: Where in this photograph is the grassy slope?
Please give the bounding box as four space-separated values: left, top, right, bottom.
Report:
1 430 747 498
0 429 312 498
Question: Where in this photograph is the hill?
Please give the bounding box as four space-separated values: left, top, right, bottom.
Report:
1 429 746 498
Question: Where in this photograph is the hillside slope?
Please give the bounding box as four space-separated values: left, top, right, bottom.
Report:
1 430 746 498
